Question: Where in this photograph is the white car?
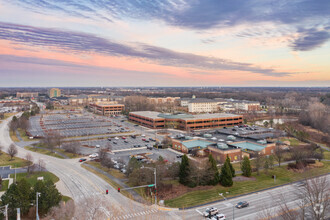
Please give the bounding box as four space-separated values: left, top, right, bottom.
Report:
210 213 226 220
95 145 100 148
89 153 99 158
141 134 146 137
114 137 119 140
203 207 219 217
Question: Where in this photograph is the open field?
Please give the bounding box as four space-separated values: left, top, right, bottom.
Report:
0 152 31 167
10 171 59 186
17 128 31 142
164 161 330 208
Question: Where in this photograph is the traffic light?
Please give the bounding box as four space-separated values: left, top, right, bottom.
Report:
118 187 120 192
106 189 108 194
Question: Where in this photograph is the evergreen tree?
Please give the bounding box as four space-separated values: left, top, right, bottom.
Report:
220 160 233 187
208 154 220 185
16 179 32 214
225 155 236 177
179 154 190 185
1 184 21 218
34 180 62 214
241 156 252 177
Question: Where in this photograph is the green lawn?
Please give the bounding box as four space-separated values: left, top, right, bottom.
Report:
279 137 303 146
323 151 330 160
55 149 82 159
0 179 9 192
10 171 59 186
17 128 32 142
165 161 330 208
24 146 65 159
86 161 126 179
62 195 72 202
0 152 31 168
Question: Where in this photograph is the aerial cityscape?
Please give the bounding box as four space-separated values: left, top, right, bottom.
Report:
0 0 329 220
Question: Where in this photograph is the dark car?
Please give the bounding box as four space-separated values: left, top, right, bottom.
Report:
236 201 249 209
79 158 87 162
113 141 117 144
134 124 139 127
107 138 111 141
176 155 183 158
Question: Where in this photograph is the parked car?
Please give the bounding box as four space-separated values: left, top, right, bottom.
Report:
89 153 99 158
122 136 126 139
107 138 111 141
79 158 87 162
124 140 129 143
134 124 139 127
141 134 146 137
131 135 136 139
114 137 119 140
95 145 100 148
149 138 155 141
176 155 183 158
203 207 219 217
235 201 249 209
142 138 146 141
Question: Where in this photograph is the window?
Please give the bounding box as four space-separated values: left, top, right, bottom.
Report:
234 156 237 160
271 149 274 153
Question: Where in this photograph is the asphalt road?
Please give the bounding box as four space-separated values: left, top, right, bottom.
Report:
0 116 178 219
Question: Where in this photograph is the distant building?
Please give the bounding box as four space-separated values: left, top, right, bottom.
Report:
147 97 180 104
16 92 38 98
89 102 125 116
68 95 112 106
48 88 61 98
128 111 243 130
188 99 219 113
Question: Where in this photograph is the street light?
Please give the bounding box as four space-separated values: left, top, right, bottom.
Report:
36 192 41 220
219 193 235 220
142 166 157 205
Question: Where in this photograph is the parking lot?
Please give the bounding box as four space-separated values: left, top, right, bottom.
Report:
28 112 133 138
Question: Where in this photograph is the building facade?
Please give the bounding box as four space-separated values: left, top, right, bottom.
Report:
147 97 180 104
188 100 219 113
16 92 38 98
128 111 243 130
89 102 124 116
48 88 61 98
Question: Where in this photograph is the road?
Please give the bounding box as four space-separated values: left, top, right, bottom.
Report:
0 116 177 219
173 174 329 220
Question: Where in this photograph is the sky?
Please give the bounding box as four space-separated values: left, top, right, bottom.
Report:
0 0 329 87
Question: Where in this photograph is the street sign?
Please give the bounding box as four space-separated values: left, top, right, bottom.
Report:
148 184 155 187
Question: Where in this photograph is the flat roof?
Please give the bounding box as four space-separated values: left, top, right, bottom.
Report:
230 141 265 151
130 111 163 119
182 113 240 121
181 140 214 149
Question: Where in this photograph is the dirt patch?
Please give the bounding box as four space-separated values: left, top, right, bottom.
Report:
233 176 256 182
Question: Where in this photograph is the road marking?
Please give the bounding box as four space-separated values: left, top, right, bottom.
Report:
195 208 203 215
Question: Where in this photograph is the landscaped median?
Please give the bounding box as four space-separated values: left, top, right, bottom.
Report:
24 143 82 159
164 161 330 208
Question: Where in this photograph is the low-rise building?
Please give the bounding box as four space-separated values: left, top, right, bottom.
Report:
188 99 220 113
89 102 124 116
128 111 243 130
48 88 61 98
16 92 38 98
147 97 180 104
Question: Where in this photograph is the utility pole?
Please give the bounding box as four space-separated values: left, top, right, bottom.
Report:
154 167 157 206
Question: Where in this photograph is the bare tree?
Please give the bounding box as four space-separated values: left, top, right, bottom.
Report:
38 158 46 171
0 145 3 155
274 145 285 167
63 142 80 155
7 144 18 160
25 153 34 174
296 177 330 220
253 152 263 175
98 148 107 163
44 200 75 220
42 132 62 152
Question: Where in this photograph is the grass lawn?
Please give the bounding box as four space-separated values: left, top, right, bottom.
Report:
17 128 32 142
231 162 241 172
3 113 16 120
62 195 72 202
81 164 132 199
25 146 64 159
323 151 330 160
10 130 20 142
279 137 303 146
55 149 82 159
0 179 9 192
86 161 126 179
165 161 330 208
10 171 59 186
0 152 31 167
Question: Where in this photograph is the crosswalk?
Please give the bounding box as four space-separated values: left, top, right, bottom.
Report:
113 209 158 219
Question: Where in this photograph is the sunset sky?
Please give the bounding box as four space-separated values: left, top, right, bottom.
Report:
0 0 329 87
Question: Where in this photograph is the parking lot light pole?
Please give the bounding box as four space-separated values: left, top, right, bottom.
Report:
219 193 234 220
36 192 41 220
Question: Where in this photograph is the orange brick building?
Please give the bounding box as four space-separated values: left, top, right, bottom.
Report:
89 102 125 116
128 111 243 131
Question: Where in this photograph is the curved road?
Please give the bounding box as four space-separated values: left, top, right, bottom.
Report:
0 116 177 219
